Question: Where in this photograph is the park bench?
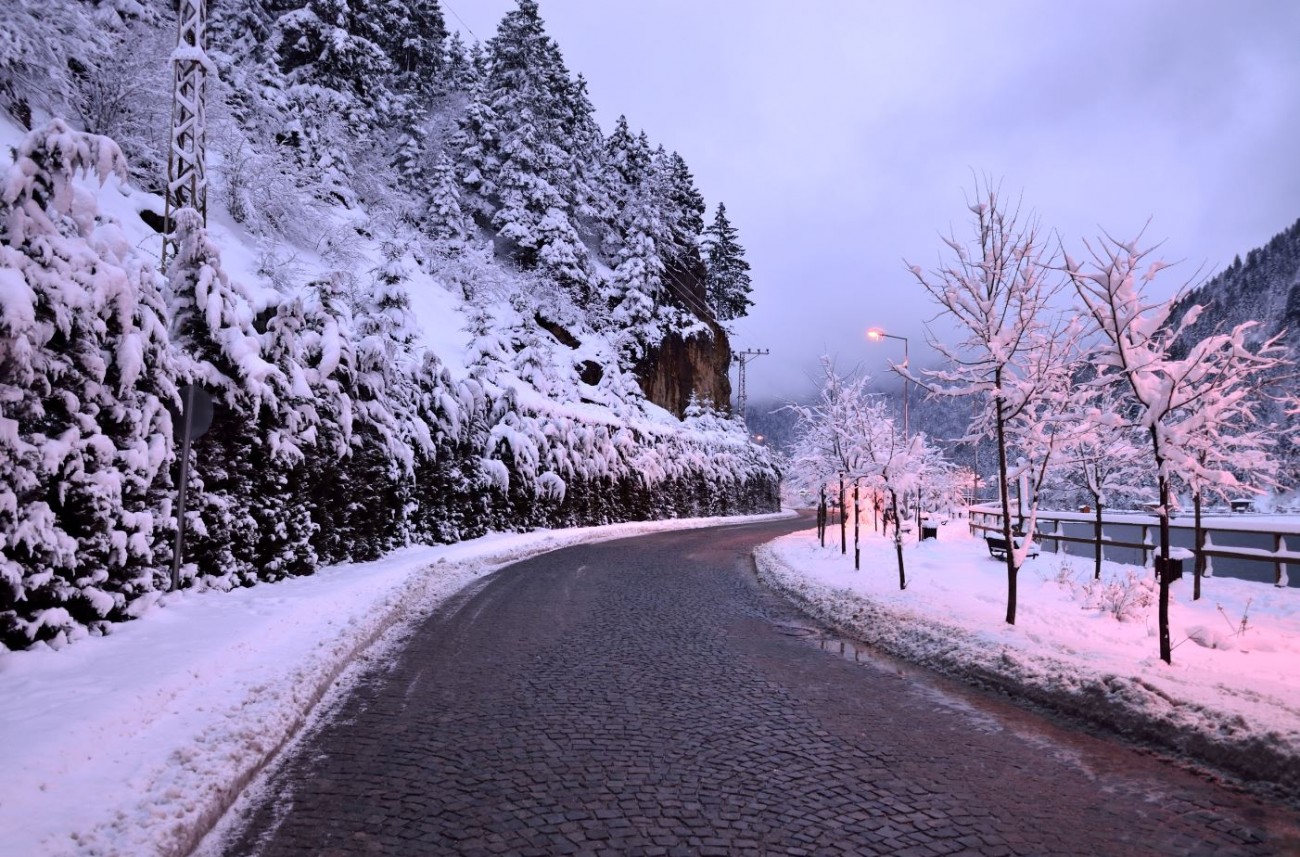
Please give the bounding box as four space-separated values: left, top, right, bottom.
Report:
985 533 1040 561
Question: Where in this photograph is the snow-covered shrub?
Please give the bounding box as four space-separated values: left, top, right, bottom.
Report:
1 120 177 648
1079 569 1156 623
1186 624 1236 651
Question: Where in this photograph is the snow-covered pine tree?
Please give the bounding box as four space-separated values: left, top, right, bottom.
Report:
702 202 753 321
299 273 357 564
665 151 706 256
426 152 468 242
368 0 450 193
452 0 592 293
600 119 675 348
559 74 607 227
0 120 175 646
268 0 396 207
274 0 392 105
166 208 283 590
252 294 319 578
364 0 447 99
452 70 499 225
608 188 667 337
208 0 277 67
442 32 479 93
342 245 427 558
601 116 651 231
83 226 178 620
411 352 490 543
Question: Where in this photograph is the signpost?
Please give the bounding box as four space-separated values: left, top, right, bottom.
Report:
171 384 213 590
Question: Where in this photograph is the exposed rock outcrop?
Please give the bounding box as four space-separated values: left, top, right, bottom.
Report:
635 320 732 419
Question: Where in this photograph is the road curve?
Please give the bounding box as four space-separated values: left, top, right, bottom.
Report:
213 516 1299 856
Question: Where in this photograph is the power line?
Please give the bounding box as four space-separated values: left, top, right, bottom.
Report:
659 266 714 320
443 1 478 40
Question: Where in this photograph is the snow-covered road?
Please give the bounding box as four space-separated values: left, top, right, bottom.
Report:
4 510 1297 856
0 513 791 857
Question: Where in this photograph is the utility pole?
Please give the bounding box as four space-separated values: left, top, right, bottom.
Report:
732 348 770 419
162 0 209 267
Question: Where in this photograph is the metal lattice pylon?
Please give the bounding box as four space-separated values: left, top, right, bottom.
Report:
732 348 770 418
162 0 209 266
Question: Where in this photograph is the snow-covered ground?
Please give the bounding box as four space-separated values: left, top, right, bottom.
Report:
0 512 792 857
758 517 1300 794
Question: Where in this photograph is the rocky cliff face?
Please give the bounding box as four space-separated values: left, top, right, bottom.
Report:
635 321 732 418
633 258 733 418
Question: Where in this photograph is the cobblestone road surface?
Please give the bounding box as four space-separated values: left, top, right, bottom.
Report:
215 517 1300 856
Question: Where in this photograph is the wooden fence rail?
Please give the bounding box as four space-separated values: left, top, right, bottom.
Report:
969 507 1298 587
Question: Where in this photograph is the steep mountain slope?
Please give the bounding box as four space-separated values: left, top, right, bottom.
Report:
1173 216 1300 485
1176 217 1300 353
0 0 776 648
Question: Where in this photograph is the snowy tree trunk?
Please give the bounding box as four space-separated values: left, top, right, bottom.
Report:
1093 499 1104 581
853 480 860 571
839 474 846 556
891 489 906 590
996 387 1018 625
1194 491 1205 601
1153 433 1173 665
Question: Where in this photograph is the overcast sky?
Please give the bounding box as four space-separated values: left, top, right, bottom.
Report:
448 0 1300 403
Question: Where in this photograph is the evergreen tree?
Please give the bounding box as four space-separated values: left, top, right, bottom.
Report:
341 245 428 557
365 0 447 98
665 151 706 251
443 32 479 92
299 273 357 564
273 0 392 103
702 203 753 321
0 121 175 645
426 152 468 242
253 295 319 578
560 75 607 224
167 208 283 589
451 0 592 290
608 185 667 334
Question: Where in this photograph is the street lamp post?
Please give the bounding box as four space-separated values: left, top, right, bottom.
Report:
865 328 909 440
867 327 919 528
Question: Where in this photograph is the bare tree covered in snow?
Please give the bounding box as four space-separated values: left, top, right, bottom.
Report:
906 183 1071 625
1057 386 1151 580
788 360 942 589
1066 231 1294 663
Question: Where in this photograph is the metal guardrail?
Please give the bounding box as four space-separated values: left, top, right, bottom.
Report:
969 506 1298 587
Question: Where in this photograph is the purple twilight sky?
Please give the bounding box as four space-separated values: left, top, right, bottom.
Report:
447 0 1300 403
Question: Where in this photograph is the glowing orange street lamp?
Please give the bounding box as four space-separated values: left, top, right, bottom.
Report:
865 328 909 440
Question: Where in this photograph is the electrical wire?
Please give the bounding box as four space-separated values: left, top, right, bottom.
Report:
443 1 478 40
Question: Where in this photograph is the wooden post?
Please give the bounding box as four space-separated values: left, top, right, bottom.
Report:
1276 532 1285 587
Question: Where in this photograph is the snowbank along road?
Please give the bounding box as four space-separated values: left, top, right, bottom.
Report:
206 516 1300 856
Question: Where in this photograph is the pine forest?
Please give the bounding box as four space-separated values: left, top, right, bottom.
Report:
0 0 778 649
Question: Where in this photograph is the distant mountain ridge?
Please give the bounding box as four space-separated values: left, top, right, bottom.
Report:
1176 217 1300 350
1173 216 1300 486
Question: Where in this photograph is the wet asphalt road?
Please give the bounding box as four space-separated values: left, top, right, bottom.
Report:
214 516 1300 856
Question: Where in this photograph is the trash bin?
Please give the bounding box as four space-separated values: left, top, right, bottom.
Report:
1155 554 1184 584
921 522 938 541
